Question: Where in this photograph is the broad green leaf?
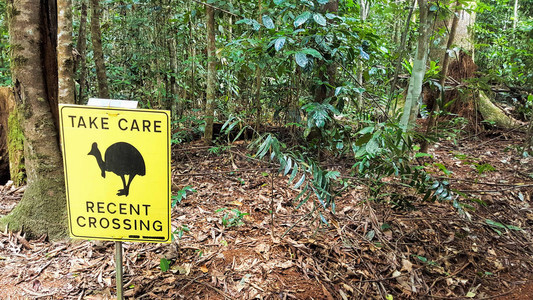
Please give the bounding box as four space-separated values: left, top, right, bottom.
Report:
301 48 322 59
334 86 343 96
235 18 252 25
313 13 327 26
357 126 374 135
274 37 286 51
294 11 311 27
160 258 170 272
365 137 379 155
317 0 329 4
262 15 275 29
295 52 308 67
274 0 285 4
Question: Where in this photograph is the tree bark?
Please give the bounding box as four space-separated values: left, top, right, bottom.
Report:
58 0 75 104
254 0 263 131
74 0 88 104
0 87 14 185
169 38 179 121
422 1 460 152
1 0 68 239
400 0 434 130
356 0 368 107
314 0 338 104
90 0 109 98
203 5 216 143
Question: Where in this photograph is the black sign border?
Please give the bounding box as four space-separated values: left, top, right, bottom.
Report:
59 105 171 243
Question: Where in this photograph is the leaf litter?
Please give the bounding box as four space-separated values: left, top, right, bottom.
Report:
0 132 532 299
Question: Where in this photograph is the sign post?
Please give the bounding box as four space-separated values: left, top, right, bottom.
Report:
59 102 171 298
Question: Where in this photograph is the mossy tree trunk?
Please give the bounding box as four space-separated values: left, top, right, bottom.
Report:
58 0 75 104
0 87 14 184
400 0 434 130
1 0 68 239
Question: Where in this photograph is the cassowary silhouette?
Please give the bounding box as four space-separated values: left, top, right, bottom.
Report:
88 142 146 196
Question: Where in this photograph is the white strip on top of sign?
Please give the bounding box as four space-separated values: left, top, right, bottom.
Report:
88 98 138 109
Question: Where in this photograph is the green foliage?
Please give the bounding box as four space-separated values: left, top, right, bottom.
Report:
171 185 196 207
174 224 190 239
485 218 522 235
475 0 533 87
215 208 249 227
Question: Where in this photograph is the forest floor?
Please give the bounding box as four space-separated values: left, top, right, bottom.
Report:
1 130 533 299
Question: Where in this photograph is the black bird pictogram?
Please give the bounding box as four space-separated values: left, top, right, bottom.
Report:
88 142 146 196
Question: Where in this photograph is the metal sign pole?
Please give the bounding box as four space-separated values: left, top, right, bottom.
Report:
115 241 123 300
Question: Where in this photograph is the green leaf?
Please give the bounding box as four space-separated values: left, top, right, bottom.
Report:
295 52 308 67
357 126 374 135
485 219 507 229
365 137 380 155
289 162 299 183
313 13 327 26
284 157 293 175
325 171 340 179
294 173 306 189
274 0 285 4
160 258 170 272
301 48 323 59
294 11 311 27
262 15 275 29
274 37 286 51
317 0 329 4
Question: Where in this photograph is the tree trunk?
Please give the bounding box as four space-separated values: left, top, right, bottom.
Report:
356 0 368 107
203 5 216 143
1 0 68 239
90 0 109 98
513 0 519 29
422 1 460 152
254 0 263 131
478 91 524 129
388 0 416 107
58 0 75 104
74 0 88 104
169 38 179 121
400 0 434 130
314 0 338 104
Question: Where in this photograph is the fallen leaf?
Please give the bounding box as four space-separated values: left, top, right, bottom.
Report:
401 259 413 272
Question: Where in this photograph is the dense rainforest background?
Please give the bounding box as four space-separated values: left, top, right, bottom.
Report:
0 0 533 298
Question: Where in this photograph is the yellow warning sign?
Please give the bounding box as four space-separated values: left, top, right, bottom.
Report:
59 104 171 243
